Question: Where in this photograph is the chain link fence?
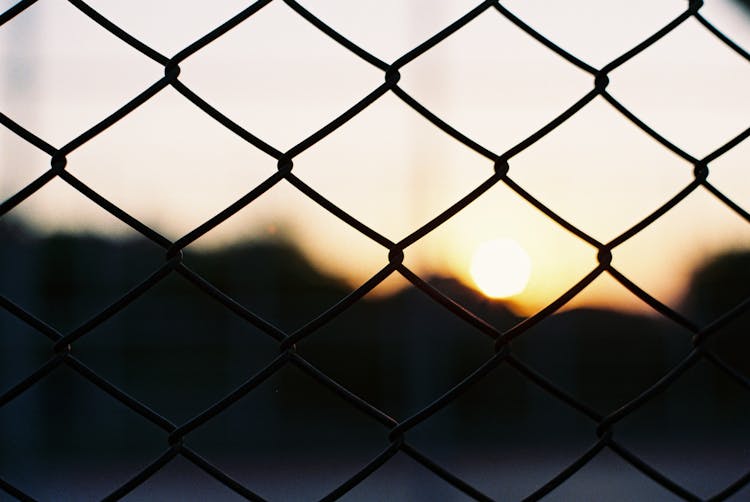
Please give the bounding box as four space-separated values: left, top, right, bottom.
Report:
1 0 749 500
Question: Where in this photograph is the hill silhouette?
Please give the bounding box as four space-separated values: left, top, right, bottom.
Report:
1 221 748 468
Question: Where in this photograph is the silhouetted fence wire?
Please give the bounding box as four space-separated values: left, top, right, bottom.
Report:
1 0 749 500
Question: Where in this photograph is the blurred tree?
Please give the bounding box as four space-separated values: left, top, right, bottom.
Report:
682 248 750 379
734 0 750 14
683 249 750 321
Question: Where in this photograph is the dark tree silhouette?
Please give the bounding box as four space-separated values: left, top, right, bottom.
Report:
683 248 750 378
683 249 750 320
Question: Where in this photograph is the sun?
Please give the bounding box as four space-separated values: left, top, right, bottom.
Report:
470 238 532 299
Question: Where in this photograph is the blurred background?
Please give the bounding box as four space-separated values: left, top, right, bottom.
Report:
1 0 749 500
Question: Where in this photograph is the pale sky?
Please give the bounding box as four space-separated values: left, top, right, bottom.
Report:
1 0 749 315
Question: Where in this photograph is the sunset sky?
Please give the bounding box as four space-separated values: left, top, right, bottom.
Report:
1 0 749 315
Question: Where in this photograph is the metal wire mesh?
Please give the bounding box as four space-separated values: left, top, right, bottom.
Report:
1 0 749 500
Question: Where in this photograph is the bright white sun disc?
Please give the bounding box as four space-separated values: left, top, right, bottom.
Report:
470 239 532 298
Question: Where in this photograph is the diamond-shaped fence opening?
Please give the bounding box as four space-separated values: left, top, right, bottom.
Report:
1 0 749 500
